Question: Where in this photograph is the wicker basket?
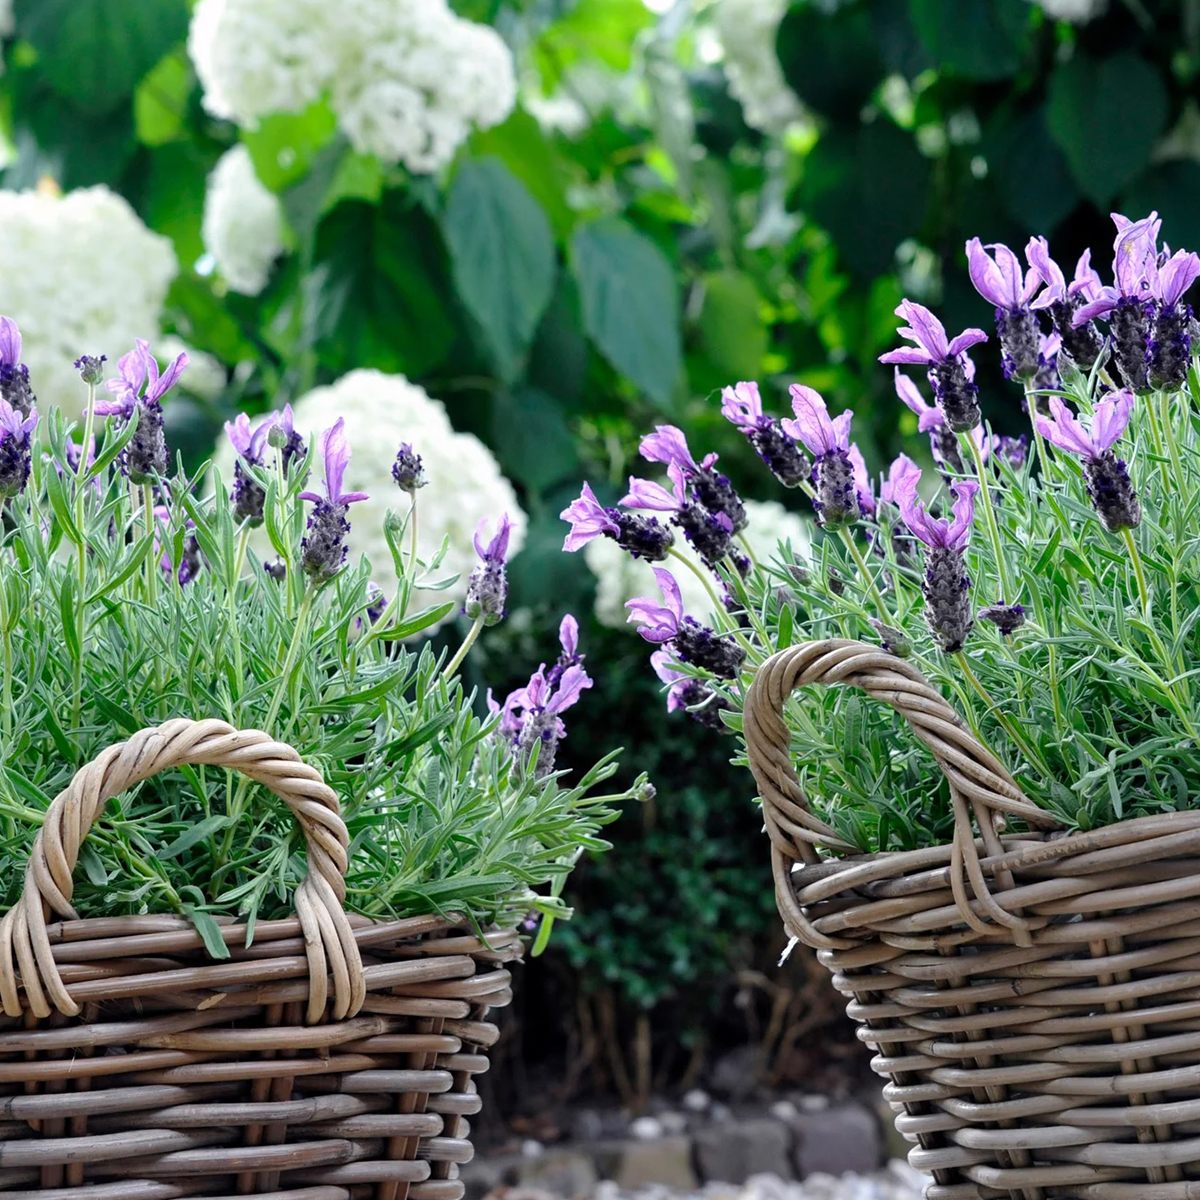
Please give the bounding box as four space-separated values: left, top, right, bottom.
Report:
745 639 1200 1200
0 718 519 1199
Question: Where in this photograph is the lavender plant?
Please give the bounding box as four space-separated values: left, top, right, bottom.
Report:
0 317 643 952
564 211 1200 852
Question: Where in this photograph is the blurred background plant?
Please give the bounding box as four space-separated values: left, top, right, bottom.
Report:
1 0 1197 1110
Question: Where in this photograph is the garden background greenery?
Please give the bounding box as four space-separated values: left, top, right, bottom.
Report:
2 0 1198 1106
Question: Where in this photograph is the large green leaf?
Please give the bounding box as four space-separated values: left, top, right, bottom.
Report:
15 0 189 115
134 50 194 147
443 158 556 383
908 0 1030 81
1047 53 1168 207
777 2 884 119
570 217 681 408
695 270 766 383
799 120 931 279
986 107 1080 232
243 103 339 192
304 197 455 378
490 387 579 493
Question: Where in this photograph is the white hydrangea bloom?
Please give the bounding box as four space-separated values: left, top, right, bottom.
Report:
188 0 516 173
188 0 331 123
587 499 812 630
158 336 226 402
202 145 286 295
0 187 177 419
214 370 526 623
0 0 13 38
1029 0 1106 20
711 0 802 134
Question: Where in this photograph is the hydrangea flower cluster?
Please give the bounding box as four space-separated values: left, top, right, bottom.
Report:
709 0 802 134
189 0 516 174
0 187 177 418
201 145 286 296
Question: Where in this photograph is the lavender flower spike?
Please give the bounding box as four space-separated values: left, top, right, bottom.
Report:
1147 248 1200 390
464 513 512 626
641 424 747 533
1036 392 1141 531
515 663 593 777
0 398 38 498
894 369 964 473
965 238 1041 380
651 648 731 730
626 567 746 679
720 381 809 487
226 412 275 525
622 465 736 569
97 339 188 484
782 385 860 527
879 300 987 431
1027 237 1104 370
1073 212 1162 391
560 482 675 562
300 418 369 581
896 471 979 653
0 316 36 417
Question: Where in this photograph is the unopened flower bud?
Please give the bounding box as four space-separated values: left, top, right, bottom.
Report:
978 603 1026 636
392 443 426 493
869 619 911 658
74 354 107 386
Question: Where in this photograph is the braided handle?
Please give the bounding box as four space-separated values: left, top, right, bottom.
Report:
743 641 1057 949
0 718 365 1024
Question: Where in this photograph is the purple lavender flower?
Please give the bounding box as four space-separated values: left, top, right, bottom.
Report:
641 424 747 534
880 453 922 509
366 582 387 624
226 412 273 525
392 442 425 493
781 385 862 527
1027 238 1105 371
97 340 188 484
1028 330 1063 403
626 567 746 678
0 398 38 498
895 471 979 652
894 369 966 473
561 482 675 561
720 381 809 488
848 444 875 518
622 467 735 569
879 301 988 432
992 435 1028 470
1072 213 1161 392
464 513 512 626
1035 392 1141 531
1146 249 1200 390
546 614 582 689
0 317 35 417
74 354 107 387
299 418 368 581
978 603 1026 636
650 649 731 731
965 238 1042 380
490 635 594 778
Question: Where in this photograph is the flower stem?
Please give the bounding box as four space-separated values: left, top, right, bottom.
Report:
263 587 316 734
954 650 1048 777
1121 525 1151 619
442 614 486 680
964 431 1013 602
667 547 723 615
836 528 888 618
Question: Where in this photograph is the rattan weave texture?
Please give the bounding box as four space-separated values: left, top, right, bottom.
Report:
745 640 1200 1200
0 718 518 1198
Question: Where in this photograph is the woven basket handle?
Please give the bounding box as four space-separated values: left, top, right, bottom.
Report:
743 640 1057 949
0 717 365 1025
